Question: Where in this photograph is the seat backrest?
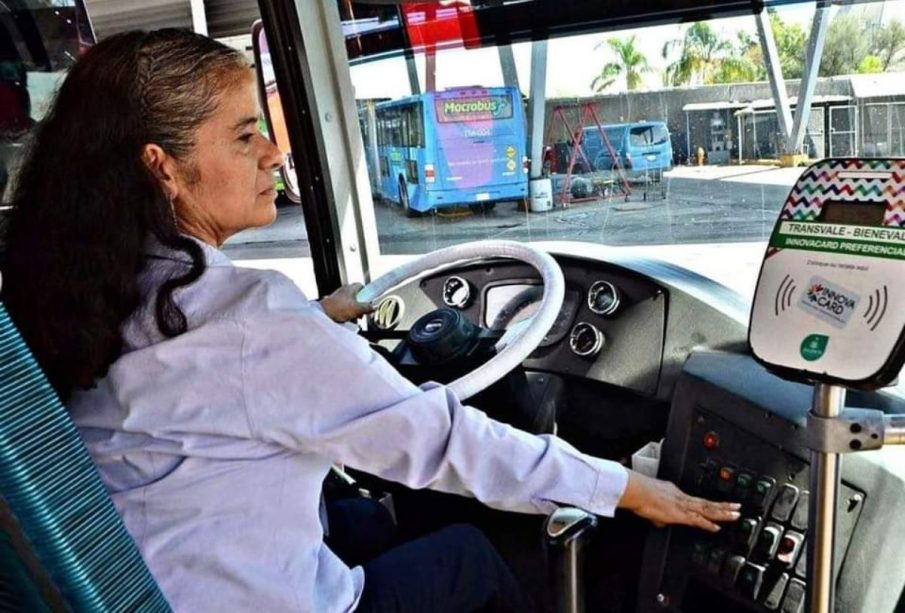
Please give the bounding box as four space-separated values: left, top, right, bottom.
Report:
0 302 170 612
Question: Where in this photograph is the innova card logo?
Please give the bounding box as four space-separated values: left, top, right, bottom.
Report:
798 276 860 329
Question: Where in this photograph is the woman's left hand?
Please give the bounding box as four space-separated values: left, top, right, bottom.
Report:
319 283 374 323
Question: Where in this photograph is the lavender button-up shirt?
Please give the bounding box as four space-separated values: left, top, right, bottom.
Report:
68 239 629 612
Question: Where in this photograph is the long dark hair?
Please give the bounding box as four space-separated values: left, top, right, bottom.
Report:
1 30 248 399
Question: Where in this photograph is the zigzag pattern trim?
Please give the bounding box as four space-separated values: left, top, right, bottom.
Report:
885 210 905 227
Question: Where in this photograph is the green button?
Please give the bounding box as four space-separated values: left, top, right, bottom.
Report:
800 334 829 361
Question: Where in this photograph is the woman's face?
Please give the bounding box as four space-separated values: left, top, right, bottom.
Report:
173 71 283 245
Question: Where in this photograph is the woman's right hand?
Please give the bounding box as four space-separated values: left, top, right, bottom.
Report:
618 470 741 532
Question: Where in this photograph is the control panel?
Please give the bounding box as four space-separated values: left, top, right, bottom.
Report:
673 410 862 612
638 352 905 613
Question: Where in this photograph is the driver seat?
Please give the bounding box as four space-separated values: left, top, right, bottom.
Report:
0 302 170 611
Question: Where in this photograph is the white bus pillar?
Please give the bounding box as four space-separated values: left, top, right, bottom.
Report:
789 6 831 157
527 40 551 212
190 0 208 35
498 45 520 92
756 11 794 160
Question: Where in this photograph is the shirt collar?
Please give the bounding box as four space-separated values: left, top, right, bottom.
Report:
144 235 234 268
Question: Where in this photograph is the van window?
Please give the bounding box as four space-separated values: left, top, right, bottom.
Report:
629 125 669 147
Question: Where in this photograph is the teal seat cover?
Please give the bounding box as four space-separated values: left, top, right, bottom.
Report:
0 303 170 612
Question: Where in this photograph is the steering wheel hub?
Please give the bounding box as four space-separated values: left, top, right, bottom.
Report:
409 308 481 365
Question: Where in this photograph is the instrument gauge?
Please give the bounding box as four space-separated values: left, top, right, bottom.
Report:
442 276 472 309
569 322 605 358
587 280 621 316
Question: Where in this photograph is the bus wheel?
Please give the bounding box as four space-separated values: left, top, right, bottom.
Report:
400 178 418 217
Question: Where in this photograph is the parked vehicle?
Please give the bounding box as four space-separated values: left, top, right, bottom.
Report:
582 121 673 173
369 86 529 215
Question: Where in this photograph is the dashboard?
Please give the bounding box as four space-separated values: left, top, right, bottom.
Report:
364 245 905 611
368 246 748 399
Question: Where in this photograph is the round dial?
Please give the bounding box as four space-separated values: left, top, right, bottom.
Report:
587 280 621 316
569 322 605 358
442 276 472 309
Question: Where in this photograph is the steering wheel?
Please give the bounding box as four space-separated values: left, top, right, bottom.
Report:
357 241 565 401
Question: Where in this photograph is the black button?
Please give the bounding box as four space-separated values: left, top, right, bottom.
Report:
753 477 776 509
790 491 809 531
754 523 783 560
781 578 806 613
794 540 807 578
722 554 746 584
735 472 754 501
707 547 727 575
737 517 760 550
763 572 790 610
692 541 710 566
771 484 801 523
737 562 766 600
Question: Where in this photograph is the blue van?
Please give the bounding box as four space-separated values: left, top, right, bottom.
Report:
581 121 673 173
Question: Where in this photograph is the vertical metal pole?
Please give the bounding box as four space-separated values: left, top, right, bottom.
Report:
527 40 549 178
807 383 845 613
499 45 521 92
737 114 743 164
405 51 421 95
425 45 437 92
685 112 691 162
756 10 794 152
189 0 208 35
789 6 831 153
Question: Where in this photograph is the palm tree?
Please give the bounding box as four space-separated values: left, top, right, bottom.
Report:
662 22 733 86
591 36 649 92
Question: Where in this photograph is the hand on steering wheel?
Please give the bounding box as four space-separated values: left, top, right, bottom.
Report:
357 241 565 401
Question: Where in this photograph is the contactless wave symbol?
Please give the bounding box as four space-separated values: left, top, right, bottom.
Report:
774 274 797 316
863 286 888 332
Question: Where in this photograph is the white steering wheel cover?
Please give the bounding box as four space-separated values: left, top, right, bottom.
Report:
358 241 565 401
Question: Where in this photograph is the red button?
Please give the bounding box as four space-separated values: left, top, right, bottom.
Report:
703 432 720 450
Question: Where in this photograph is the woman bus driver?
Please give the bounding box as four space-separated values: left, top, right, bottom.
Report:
1 30 739 613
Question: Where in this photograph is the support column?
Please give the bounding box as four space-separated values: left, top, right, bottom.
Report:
789 6 832 155
190 0 208 35
498 45 520 91
756 11 794 155
527 40 548 179
405 52 421 95
425 44 437 92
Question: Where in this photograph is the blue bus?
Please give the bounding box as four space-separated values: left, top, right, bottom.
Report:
582 121 673 174
371 86 528 215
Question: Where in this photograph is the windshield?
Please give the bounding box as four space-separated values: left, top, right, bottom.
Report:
339 1 902 298
338 0 905 396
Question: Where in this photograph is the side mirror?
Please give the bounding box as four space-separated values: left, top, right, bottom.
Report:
251 20 300 203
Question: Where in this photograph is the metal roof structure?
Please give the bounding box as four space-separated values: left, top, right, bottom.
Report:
84 0 260 40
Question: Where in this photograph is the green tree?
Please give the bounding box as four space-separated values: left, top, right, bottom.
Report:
710 31 761 83
857 55 884 74
662 23 733 86
820 15 870 76
873 19 905 70
770 11 808 79
591 36 649 92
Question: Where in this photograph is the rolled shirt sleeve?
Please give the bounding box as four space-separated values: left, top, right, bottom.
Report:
239 288 629 517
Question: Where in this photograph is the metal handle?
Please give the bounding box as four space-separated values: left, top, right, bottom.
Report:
544 507 598 613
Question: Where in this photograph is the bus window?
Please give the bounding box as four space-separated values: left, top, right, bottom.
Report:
1 0 93 208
